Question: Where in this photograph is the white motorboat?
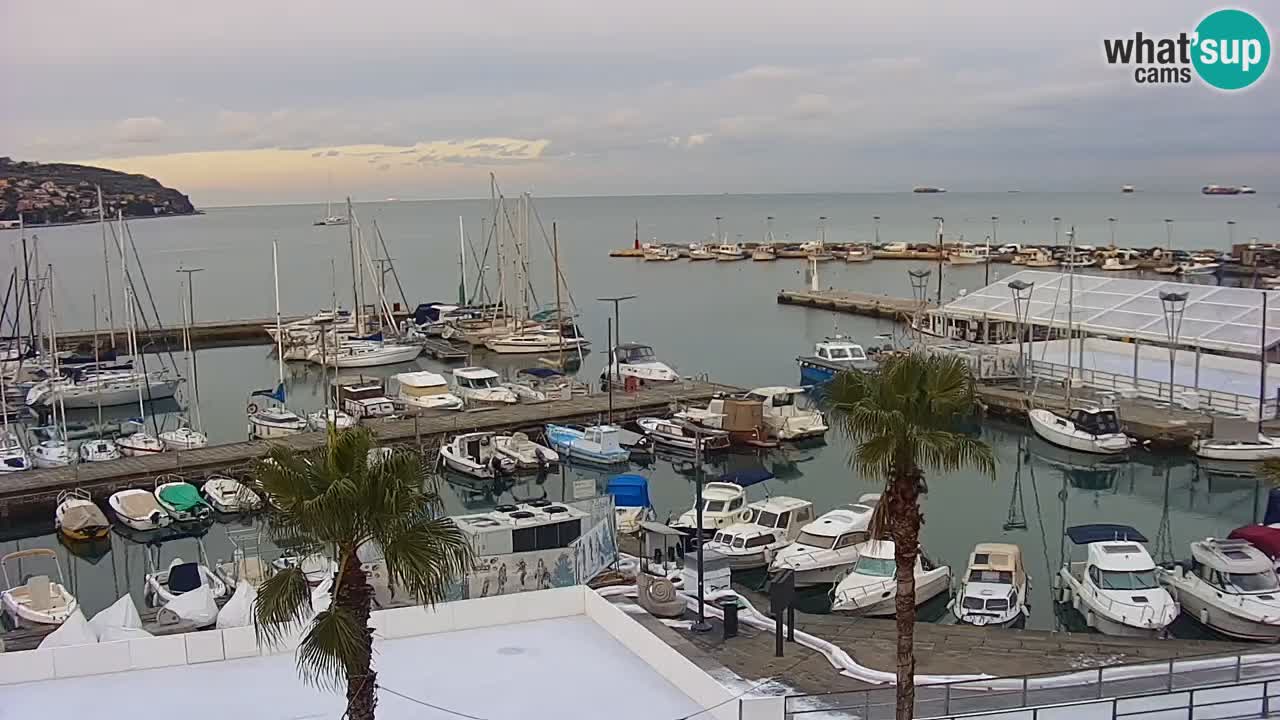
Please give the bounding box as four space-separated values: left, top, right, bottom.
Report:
484 330 590 355
55 488 111 542
947 245 989 265
797 335 878 386
544 424 631 465
154 476 213 524
307 408 356 430
1158 538 1280 642
25 368 181 409
751 245 778 261
334 377 397 419
831 540 951 616
1030 407 1131 455
769 497 879 587
636 416 731 453
687 243 715 261
843 245 873 263
1177 261 1220 276
144 557 229 628
1060 250 1096 268
952 543 1030 628
109 488 172 531
78 438 122 463
1022 249 1058 268
643 245 680 261
0 428 31 473
2 549 77 627
160 424 208 451
1056 524 1178 638
117 424 166 456
747 386 828 441
452 367 518 405
674 393 777 448
671 481 752 539
503 368 585 403
31 439 72 468
705 497 816 570
879 242 910 255
248 406 309 439
601 343 678 388
492 432 559 472
1193 418 1280 462
714 243 747 261
440 431 518 479
607 473 655 534
1101 257 1139 271
312 339 422 368
394 371 465 411
201 476 262 514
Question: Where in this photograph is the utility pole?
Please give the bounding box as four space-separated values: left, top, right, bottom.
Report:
176 265 204 418
932 216 944 306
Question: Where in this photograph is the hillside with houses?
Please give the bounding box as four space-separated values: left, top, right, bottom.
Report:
0 157 196 226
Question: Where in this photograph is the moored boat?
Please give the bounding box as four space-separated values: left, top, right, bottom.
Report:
544 424 631 465
2 549 77 627
1055 524 1177 638
440 431 518 479
108 488 172 531
830 540 951 616
769 498 879 587
952 543 1029 628
1158 538 1280 642
1030 407 1131 455
635 416 731 453
704 496 815 570
55 488 110 542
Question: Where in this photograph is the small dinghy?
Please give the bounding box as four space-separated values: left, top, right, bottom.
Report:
608 473 655 535
55 488 110 542
1193 417 1280 462
491 432 559 472
144 557 228 628
109 488 172 531
2 549 78 627
154 476 213 525
201 475 262 513
544 424 631 465
440 431 518 479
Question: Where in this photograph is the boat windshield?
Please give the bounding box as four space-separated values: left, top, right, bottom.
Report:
466 376 498 389
853 556 896 577
756 511 781 528
969 569 1013 584
620 346 656 363
1225 571 1280 594
706 500 726 512
828 346 866 361
795 531 836 550
1097 569 1159 591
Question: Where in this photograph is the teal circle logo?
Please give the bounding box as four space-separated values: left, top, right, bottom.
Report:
1192 9 1270 90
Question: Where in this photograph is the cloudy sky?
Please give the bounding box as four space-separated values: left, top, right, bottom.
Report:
3 1 1276 205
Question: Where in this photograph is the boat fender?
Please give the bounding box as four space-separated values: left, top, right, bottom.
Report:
246 403 259 415
149 510 162 525
1052 575 1061 591
1200 607 1210 626
1085 610 1096 628
489 456 504 475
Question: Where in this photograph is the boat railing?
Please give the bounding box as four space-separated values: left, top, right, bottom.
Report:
831 576 896 608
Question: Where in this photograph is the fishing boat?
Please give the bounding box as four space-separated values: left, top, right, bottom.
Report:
670 481 751 540
1029 407 1131 455
394 371 464 410
452 366 518 404
952 543 1030 628
687 243 716 261
796 335 877 386
1023 249 1058 268
332 376 397 419
307 408 356 430
1194 417 1280 462
642 245 680 261
608 473 655 534
2 549 77 627
1056 524 1177 638
491 432 558 472
154 476 213 525
831 540 951 616
108 488 171 531
1157 538 1280 642
201 476 261 513
601 342 678 388
747 386 829 441
55 488 110 542
769 498 880 587
714 243 747 261
78 437 121 463
439 431 516 479
635 416 731 453
544 424 630 465
705 497 815 570
249 240 309 440
0 428 31 473
751 245 778 261
843 245 873 263
947 244 988 265
675 393 777 448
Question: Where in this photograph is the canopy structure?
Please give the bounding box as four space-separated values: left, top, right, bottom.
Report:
1065 524 1148 545
941 270 1280 355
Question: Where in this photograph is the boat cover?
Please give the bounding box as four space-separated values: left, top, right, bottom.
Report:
38 609 97 649
719 468 776 488
518 367 564 379
163 584 219 627
607 474 651 508
1065 524 1148 544
61 503 108 533
159 484 204 512
117 491 162 517
90 595 152 641
1229 524 1280 559
216 580 257 629
1266 489 1280 526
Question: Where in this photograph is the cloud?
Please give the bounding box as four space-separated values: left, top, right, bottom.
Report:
790 93 833 117
113 116 169 144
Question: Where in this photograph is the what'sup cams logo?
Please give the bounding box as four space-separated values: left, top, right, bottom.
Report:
1104 9 1270 90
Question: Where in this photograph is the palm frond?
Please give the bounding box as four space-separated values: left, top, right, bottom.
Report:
375 517 474 605
1262 458 1280 487
253 565 314 648
296 606 369 691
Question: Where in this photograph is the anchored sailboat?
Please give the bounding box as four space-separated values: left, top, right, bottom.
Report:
248 240 307 439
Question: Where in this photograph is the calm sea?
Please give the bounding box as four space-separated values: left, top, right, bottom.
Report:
2 191 1278 633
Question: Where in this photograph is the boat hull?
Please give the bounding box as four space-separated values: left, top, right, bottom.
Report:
38 379 181 409
1193 440 1280 462
1029 410 1129 455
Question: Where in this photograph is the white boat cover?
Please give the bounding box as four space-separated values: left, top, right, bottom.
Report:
38 609 97 649
163 584 220 627
90 594 152 642
215 580 257 629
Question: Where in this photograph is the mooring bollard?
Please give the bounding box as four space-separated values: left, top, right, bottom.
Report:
723 597 739 639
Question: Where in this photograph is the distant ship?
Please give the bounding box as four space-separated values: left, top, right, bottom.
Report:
1241 186 1257 194
1202 184 1243 195
1121 185 1135 193
912 186 946 193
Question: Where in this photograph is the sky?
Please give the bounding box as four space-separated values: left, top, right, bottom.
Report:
2 1 1278 206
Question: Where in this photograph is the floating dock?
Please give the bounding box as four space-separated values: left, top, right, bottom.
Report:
0 380 734 516
777 289 930 321
420 338 470 361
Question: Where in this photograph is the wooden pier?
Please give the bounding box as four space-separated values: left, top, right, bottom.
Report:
777 289 931 321
420 338 470 362
0 380 734 516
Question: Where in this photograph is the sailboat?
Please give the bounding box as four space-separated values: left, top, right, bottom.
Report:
32 265 71 468
160 283 208 450
313 190 349 227
1028 226 1132 455
78 293 122 464
0 366 31 470
116 285 165 457
248 240 308 439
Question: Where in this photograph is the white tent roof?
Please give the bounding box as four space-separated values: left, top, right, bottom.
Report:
941 270 1280 354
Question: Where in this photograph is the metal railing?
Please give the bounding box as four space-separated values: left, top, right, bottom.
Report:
783 650 1280 720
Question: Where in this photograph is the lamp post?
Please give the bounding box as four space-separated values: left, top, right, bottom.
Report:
873 216 881 245
314 316 335 430
932 216 944 305
1159 290 1188 404
714 216 724 245
597 295 636 348
1164 218 1175 256
1228 220 1237 247
1009 279 1034 386
1107 217 1117 249
687 418 720 633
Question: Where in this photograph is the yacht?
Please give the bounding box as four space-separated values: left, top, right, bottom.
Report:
635 416 731 453
491 432 559 472
687 243 716 261
1194 417 1280 462
439 431 517 479
674 393 777 448
952 543 1030 628
796 335 877 386
0 428 31 473
452 367 518 405
248 405 309 439
484 329 590 355
160 424 208 451
25 367 181 409
1056 524 1178 637
601 343 678 388
770 499 879 587
313 199 349 226
307 408 356 430
714 243 747 261
1157 538 1280 642
670 481 751 540
334 377 397 419
607 473 655 534
394 371 464 411
704 497 815 570
312 339 421 368
544 424 630 466
118 423 166 456
747 386 829 441
503 367 584 403
1029 407 1131 455
830 540 951 616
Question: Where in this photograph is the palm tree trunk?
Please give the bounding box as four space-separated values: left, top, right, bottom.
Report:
336 551 377 720
888 470 923 720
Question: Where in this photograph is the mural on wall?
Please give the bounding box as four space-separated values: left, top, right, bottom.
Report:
574 511 618 583
468 547 576 598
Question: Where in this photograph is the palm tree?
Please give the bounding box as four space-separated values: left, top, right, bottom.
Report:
1263 458 1280 486
250 427 472 720
822 352 994 720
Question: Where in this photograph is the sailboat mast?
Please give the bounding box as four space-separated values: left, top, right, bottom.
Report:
47 265 66 440
553 221 564 366
98 185 116 348
1066 224 1076 411
458 216 468 306
272 239 285 388
180 282 199 432
347 198 361 334
93 293 102 429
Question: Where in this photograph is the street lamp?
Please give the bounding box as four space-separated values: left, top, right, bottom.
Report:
1228 220 1237 247
1164 219 1175 256
598 295 636 420
1107 218 1118 249
873 216 881 245
1009 279 1035 386
687 417 721 634
1052 217 1061 247
1159 290 1188 403
908 269 932 306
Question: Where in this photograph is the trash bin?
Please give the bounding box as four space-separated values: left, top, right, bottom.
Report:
723 597 739 639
